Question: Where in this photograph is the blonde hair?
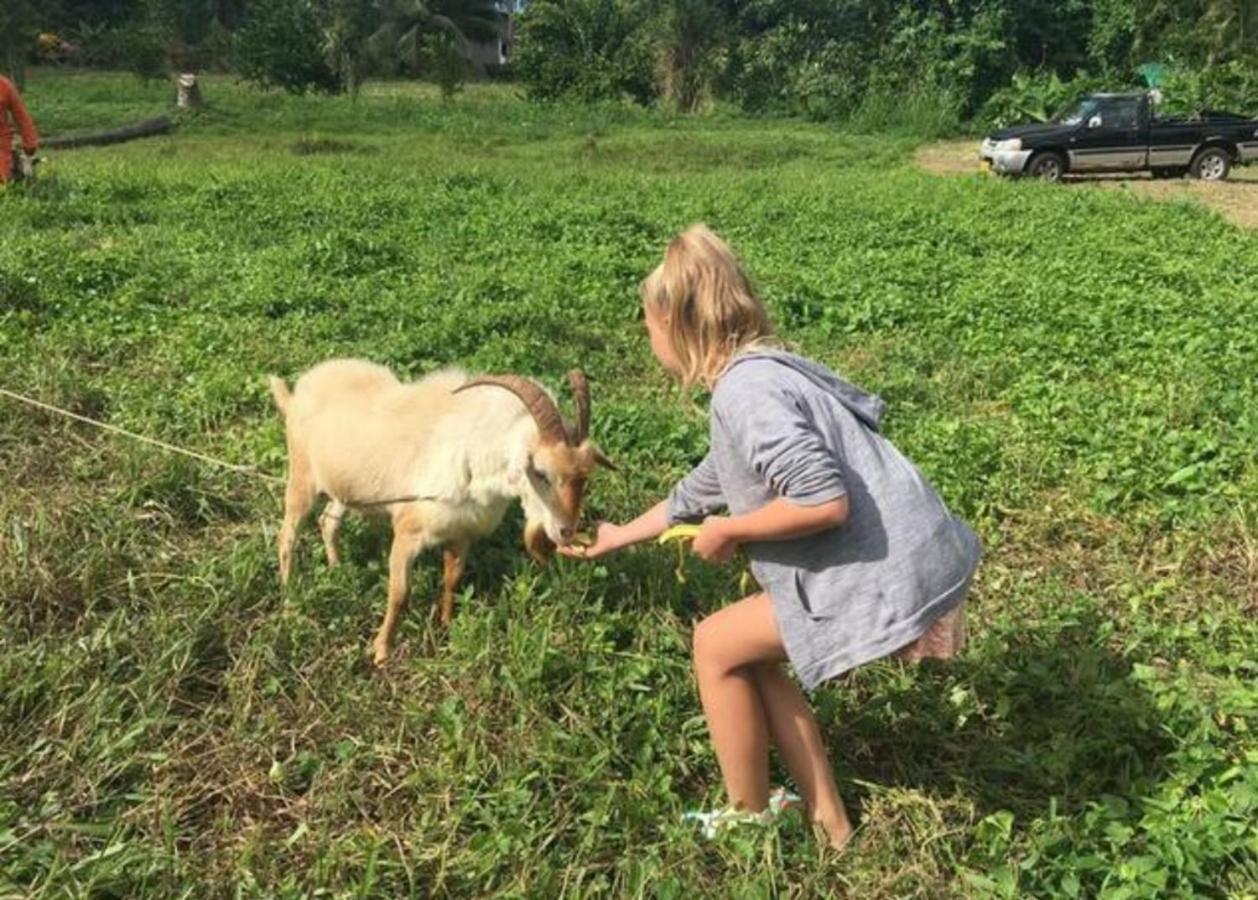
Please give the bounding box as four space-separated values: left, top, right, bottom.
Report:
640 224 778 390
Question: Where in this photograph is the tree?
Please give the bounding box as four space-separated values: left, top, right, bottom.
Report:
1108 0 1258 67
656 0 727 112
323 0 378 95
104 0 247 80
209 0 249 30
1195 0 1258 61
1003 0 1092 72
513 0 657 104
235 0 343 93
0 0 41 87
1088 0 1140 71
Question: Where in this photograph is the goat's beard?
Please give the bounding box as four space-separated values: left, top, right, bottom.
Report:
523 520 556 564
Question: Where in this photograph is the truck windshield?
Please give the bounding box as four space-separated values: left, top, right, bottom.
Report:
1054 98 1099 126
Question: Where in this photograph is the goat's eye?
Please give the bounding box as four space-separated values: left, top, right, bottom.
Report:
528 463 551 487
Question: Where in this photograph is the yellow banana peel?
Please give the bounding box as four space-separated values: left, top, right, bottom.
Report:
656 524 702 544
656 524 754 591
657 525 700 582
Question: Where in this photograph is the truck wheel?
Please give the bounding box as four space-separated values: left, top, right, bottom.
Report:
1190 147 1231 181
1026 152 1065 183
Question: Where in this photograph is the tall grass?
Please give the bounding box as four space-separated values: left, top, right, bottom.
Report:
847 85 963 139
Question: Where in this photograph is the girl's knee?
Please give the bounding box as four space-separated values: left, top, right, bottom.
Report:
692 595 784 679
692 616 720 674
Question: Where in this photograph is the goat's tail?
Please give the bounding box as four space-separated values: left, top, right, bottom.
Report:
268 376 292 417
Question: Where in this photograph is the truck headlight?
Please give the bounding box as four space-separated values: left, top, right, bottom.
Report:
994 138 1022 152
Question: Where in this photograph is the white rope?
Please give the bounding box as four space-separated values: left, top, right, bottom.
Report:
0 386 283 483
0 386 433 505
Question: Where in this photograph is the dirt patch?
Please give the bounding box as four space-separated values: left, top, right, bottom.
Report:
290 137 377 156
917 140 983 177
916 139 1258 230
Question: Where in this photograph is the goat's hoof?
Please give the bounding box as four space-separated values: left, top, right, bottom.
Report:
371 641 391 667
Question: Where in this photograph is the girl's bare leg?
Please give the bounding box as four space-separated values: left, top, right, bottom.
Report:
752 662 853 848
691 593 852 848
691 594 777 812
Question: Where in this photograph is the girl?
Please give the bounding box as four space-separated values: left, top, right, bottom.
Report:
560 224 981 849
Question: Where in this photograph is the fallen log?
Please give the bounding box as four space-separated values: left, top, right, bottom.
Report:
43 116 174 150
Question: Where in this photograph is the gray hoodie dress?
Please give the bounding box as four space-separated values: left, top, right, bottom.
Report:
666 350 982 690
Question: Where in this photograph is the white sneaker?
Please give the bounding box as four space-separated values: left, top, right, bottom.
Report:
682 787 802 839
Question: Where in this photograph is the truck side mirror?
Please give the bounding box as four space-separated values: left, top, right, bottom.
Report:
1087 115 1103 129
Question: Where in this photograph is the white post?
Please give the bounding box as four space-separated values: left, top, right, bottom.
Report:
177 73 204 109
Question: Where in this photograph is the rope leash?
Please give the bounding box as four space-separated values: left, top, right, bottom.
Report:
0 386 281 483
0 386 431 506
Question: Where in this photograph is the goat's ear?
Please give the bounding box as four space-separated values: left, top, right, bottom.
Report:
592 445 618 471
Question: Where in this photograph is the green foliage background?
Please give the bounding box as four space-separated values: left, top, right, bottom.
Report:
514 0 1258 126
1 71 1256 897
11 0 1258 123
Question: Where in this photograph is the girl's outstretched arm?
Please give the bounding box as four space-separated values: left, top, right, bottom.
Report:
558 500 670 559
692 496 848 562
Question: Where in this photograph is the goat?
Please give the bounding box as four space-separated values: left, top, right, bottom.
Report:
268 359 614 665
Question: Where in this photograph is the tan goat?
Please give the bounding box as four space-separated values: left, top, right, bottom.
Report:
268 359 614 664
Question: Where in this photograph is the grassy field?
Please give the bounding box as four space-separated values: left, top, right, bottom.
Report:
2 70 1256 898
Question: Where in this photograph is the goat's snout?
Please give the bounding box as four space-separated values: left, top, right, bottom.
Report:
558 525 576 544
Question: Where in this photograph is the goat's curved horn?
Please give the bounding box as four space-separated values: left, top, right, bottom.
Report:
567 369 590 445
455 375 569 446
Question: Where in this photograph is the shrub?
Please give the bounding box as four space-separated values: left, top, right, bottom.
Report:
118 20 169 82
848 82 963 139
724 25 865 121
424 31 472 100
513 0 656 105
233 0 343 95
1157 59 1258 118
980 69 1114 128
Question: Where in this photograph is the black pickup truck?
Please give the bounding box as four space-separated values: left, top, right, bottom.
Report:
979 91 1258 181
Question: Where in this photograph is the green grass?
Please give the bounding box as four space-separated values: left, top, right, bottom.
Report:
2 69 1256 898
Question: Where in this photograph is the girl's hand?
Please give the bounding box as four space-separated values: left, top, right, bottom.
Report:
558 522 628 559
691 516 740 563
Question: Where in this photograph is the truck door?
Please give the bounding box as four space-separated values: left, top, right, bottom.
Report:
1148 101 1200 170
1068 97 1147 171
